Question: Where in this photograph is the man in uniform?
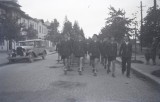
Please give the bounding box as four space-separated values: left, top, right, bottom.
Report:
88 34 100 76
103 37 110 70
107 37 117 77
60 34 72 75
99 38 105 66
73 34 86 75
119 36 132 78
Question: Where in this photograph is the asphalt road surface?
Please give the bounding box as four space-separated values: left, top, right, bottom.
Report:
0 53 160 102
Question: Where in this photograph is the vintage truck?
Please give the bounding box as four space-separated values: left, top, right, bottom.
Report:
8 39 47 63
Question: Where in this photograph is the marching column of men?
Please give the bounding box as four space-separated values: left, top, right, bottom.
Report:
56 34 132 78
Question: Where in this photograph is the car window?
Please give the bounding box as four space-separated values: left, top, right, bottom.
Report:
19 41 34 46
34 41 41 47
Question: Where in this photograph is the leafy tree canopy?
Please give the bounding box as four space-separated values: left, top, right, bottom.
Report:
142 7 160 46
100 6 133 42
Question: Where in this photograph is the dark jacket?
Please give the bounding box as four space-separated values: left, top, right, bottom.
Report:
108 42 117 57
73 40 86 57
99 41 105 56
119 42 132 58
56 43 61 53
88 41 100 58
60 40 72 57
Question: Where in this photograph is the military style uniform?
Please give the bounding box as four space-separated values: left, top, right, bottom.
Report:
88 41 100 59
108 42 117 61
99 41 105 65
60 40 72 59
88 41 100 76
103 41 110 69
73 40 86 57
119 41 132 77
72 40 86 75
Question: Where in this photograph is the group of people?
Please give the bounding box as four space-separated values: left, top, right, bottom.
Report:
56 34 132 78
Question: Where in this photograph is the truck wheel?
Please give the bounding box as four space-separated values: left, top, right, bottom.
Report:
28 53 34 63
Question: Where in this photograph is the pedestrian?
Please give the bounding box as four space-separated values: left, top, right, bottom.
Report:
102 37 110 70
87 39 92 66
88 34 100 76
119 36 132 78
60 34 72 75
56 41 62 63
73 34 86 75
107 37 117 77
144 44 151 65
151 38 157 65
99 38 105 66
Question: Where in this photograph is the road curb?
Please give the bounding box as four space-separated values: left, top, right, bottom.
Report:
0 52 57 66
116 58 160 86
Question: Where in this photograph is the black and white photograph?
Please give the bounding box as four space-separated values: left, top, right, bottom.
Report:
0 0 160 102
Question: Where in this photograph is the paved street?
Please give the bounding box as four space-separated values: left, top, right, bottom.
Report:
0 52 8 65
0 53 160 102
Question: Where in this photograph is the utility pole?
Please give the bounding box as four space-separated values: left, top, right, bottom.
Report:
138 1 145 52
154 0 157 37
140 1 143 52
134 21 138 61
154 0 157 11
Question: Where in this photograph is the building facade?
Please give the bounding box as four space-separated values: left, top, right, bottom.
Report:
0 0 50 51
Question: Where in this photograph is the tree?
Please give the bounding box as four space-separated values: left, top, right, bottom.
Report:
24 25 38 39
80 28 85 37
0 13 23 50
101 6 133 42
62 17 73 38
142 7 160 46
46 19 60 43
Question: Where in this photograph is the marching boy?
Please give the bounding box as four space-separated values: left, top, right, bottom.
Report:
107 37 117 77
88 34 100 76
73 34 86 75
60 34 72 75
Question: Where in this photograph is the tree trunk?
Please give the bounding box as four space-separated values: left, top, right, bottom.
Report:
9 39 12 50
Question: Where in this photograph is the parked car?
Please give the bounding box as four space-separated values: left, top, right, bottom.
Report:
8 39 47 63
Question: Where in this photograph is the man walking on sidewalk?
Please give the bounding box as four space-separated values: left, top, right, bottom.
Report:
119 36 132 78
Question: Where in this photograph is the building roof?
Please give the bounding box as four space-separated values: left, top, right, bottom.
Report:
0 0 21 7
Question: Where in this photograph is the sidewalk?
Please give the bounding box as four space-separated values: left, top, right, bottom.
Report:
0 52 8 65
116 55 160 86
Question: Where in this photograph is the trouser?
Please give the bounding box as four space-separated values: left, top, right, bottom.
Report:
104 57 109 69
122 57 131 77
78 57 84 71
57 53 61 62
90 57 99 72
109 60 116 75
107 58 116 75
63 57 70 70
100 55 105 65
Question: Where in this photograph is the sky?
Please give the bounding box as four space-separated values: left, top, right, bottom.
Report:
18 0 160 38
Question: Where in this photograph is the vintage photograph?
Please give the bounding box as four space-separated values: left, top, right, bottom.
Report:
0 0 160 102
